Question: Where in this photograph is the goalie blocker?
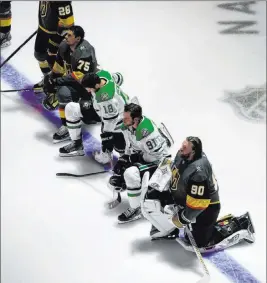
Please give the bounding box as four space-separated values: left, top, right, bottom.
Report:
141 136 255 252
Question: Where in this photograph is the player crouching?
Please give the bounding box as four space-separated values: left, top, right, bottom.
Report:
140 137 255 253
106 103 174 223
58 70 127 163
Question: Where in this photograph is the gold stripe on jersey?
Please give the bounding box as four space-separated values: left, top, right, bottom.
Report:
48 38 59 47
39 25 57 34
52 62 65 74
71 71 84 81
59 107 65 119
0 17 11 27
58 15 74 28
186 195 211 210
39 61 49 68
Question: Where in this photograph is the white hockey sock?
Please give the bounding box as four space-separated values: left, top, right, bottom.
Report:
66 119 82 140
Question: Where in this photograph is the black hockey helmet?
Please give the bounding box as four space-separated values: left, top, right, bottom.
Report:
81 73 101 88
186 136 202 159
124 103 142 120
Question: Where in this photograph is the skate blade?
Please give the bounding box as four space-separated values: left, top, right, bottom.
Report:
53 136 71 144
117 214 142 224
105 199 120 209
59 151 85 157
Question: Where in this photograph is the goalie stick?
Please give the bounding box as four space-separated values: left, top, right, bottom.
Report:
185 226 211 283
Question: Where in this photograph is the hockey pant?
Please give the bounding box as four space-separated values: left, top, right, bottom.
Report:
57 86 100 126
0 1 11 35
34 27 64 74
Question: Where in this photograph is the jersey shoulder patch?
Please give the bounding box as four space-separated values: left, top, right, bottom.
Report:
136 116 155 141
190 156 210 182
73 40 95 60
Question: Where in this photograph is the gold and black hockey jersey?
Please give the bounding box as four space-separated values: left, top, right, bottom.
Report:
170 152 220 221
0 1 11 34
52 39 98 83
38 1 74 34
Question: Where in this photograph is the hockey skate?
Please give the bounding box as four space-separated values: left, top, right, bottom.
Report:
118 207 142 224
33 77 45 93
53 125 71 143
59 140 85 157
0 32 11 48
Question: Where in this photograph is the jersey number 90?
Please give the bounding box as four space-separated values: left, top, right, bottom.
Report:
191 185 204 196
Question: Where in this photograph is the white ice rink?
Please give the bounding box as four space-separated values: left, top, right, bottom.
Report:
1 1 266 283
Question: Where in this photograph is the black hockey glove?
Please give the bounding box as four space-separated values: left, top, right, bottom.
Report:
130 152 144 164
101 132 114 152
42 92 59 111
113 154 132 175
43 74 57 94
172 208 191 229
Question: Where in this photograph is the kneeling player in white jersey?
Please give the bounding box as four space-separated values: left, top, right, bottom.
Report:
140 137 255 253
58 70 128 163
107 103 174 223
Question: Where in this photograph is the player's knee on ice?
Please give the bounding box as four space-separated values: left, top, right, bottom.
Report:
124 166 142 209
65 102 82 122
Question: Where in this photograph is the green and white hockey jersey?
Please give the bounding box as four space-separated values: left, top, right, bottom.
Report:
121 116 170 163
91 70 130 133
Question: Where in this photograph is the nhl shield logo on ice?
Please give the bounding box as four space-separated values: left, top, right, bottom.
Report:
221 84 266 123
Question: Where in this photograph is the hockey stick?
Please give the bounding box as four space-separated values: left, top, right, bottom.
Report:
0 88 33 93
0 30 37 68
56 170 108 177
185 226 211 283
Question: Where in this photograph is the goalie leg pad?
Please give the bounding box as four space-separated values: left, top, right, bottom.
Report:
65 102 83 141
142 199 176 238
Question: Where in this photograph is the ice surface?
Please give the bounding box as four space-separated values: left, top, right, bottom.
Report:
1 1 266 283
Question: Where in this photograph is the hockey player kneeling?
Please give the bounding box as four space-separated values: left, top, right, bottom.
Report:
58 70 127 160
141 137 255 253
107 103 174 223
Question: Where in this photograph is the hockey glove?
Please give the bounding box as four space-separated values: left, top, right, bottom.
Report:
43 74 57 94
113 155 132 175
101 132 114 152
171 208 191 229
42 92 59 111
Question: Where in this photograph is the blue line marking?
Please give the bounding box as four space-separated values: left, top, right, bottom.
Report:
0 56 261 283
